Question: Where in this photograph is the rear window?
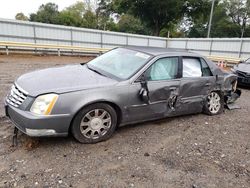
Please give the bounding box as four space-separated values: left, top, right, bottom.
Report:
182 57 212 77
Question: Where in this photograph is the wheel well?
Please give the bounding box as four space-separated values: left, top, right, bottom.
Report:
207 90 225 106
68 101 122 133
209 90 224 98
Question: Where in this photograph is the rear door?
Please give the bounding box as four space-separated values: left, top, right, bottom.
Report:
177 56 215 115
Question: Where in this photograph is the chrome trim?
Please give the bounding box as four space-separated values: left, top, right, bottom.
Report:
6 84 28 108
129 100 169 108
129 104 148 108
8 96 22 105
6 98 18 107
29 112 71 117
12 86 26 99
26 128 56 137
11 92 24 102
15 83 29 95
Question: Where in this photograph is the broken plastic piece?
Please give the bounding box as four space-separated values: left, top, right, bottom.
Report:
226 89 241 104
12 127 18 147
226 103 241 110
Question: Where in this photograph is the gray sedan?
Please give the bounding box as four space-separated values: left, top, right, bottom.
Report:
4 47 240 143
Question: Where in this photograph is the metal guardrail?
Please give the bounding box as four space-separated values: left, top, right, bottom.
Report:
207 55 242 67
0 18 167 50
167 38 250 59
0 41 109 56
1 18 250 58
0 41 243 67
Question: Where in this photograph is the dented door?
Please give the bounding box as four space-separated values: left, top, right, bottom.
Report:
147 79 181 115
126 80 181 123
176 57 216 115
126 56 181 122
178 77 215 114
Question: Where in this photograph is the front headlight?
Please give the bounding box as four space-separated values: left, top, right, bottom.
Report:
30 94 58 115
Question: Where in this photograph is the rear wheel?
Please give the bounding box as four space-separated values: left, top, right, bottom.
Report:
203 91 224 115
71 103 117 144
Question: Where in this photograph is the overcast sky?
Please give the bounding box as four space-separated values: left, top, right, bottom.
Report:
0 0 81 19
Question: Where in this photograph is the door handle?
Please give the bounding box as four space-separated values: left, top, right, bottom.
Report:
170 87 177 91
205 83 212 87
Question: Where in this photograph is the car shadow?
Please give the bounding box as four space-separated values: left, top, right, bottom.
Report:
8 113 209 150
117 116 178 132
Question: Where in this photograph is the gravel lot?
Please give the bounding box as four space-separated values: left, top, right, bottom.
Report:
0 54 249 188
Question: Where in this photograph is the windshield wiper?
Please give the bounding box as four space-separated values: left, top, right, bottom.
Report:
86 64 107 77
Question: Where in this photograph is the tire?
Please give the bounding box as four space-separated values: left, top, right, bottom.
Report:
203 91 224 116
71 103 117 144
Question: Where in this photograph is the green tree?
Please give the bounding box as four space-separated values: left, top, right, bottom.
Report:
57 11 81 26
82 10 98 29
65 1 86 18
57 1 99 29
224 0 250 37
15 13 29 21
29 3 59 24
185 0 212 38
21 0 250 38
118 14 146 34
112 0 185 36
160 27 185 38
210 3 241 37
57 2 86 27
187 0 250 38
96 0 116 30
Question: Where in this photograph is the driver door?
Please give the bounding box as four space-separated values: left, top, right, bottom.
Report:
127 56 181 122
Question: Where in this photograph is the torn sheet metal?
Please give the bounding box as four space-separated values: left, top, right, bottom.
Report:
226 103 241 110
225 89 241 104
124 53 242 126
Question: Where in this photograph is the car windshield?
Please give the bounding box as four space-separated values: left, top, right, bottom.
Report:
87 48 151 80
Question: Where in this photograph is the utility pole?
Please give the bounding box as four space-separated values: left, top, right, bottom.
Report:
207 0 215 38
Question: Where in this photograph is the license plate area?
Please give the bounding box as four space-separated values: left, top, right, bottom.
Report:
242 78 250 83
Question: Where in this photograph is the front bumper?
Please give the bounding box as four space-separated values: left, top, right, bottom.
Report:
5 101 71 137
237 77 250 87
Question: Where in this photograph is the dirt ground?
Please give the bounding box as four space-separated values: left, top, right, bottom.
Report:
0 54 249 188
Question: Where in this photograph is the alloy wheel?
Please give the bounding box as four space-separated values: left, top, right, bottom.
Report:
207 92 221 114
80 109 112 139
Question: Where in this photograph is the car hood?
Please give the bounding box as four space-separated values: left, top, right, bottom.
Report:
234 63 250 73
16 64 118 97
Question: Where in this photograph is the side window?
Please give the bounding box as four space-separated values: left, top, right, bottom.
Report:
145 57 179 81
182 57 213 78
200 58 213 76
183 58 202 78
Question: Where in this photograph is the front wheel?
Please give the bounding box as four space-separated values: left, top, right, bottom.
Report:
71 103 117 144
203 91 224 115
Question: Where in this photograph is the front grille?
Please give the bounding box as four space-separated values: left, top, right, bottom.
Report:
6 84 28 108
236 70 250 78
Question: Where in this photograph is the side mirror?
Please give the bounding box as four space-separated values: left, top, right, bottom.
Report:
139 74 149 103
139 89 149 102
140 74 147 86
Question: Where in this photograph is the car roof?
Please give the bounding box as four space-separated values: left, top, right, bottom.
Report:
123 46 199 57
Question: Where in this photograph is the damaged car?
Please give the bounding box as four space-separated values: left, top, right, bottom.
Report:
4 47 241 144
231 58 250 87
